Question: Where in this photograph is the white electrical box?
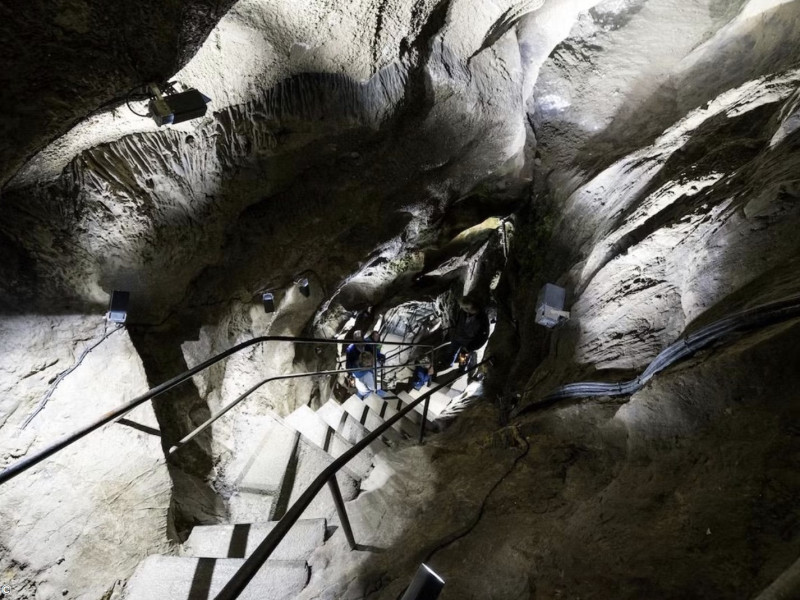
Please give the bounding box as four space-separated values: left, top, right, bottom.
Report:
535 283 570 328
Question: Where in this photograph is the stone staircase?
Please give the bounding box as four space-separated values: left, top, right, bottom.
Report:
121 350 475 599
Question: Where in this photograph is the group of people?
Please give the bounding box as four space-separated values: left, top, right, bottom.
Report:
344 295 490 398
344 331 387 398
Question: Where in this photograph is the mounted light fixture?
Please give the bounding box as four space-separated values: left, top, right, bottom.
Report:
297 278 310 298
400 564 445 600
107 291 130 324
262 292 275 313
144 82 211 126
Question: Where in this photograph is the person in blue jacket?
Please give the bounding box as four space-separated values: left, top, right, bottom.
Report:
345 331 386 398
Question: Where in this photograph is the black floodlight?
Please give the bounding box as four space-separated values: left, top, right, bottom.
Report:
148 83 211 126
107 291 130 324
262 292 275 313
400 564 445 600
297 278 310 298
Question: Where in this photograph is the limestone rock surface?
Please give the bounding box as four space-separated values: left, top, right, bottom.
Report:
0 317 171 599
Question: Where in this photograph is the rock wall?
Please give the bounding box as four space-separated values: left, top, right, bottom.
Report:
0 0 535 326
297 317 800 599
0 317 171 599
2 0 800 597
502 0 800 404
0 0 237 189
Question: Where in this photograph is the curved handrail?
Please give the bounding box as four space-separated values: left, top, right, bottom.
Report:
169 359 424 454
214 358 490 600
0 335 433 486
381 342 452 383
512 295 800 416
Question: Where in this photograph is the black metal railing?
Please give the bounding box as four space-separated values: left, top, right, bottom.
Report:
0 336 433 486
214 358 488 600
168 359 423 455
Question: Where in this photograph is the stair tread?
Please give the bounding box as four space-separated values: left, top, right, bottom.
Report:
285 405 372 479
361 393 417 438
341 396 404 442
317 400 389 450
236 422 298 495
447 373 470 393
182 518 325 560
122 555 308 600
396 390 450 420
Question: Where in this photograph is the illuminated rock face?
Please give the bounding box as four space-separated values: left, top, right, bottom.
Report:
506 0 800 400
0 318 171 599
1 0 800 598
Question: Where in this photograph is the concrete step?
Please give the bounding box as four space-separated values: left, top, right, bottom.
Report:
316 399 389 451
182 518 325 560
284 405 373 480
122 556 308 600
383 366 414 383
236 421 298 496
227 491 276 524
361 393 417 438
394 366 415 380
341 396 404 443
447 373 470 394
397 389 451 420
383 394 421 425
380 332 406 344
437 384 483 420
286 437 359 520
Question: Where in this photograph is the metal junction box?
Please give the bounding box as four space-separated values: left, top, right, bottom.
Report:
107 290 130 324
535 283 570 328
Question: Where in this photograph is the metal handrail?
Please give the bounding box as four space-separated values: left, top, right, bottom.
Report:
215 358 489 600
0 335 432 486
380 341 453 386
168 360 424 454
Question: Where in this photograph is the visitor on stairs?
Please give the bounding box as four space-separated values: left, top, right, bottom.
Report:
352 350 387 399
411 356 434 390
345 330 386 370
448 296 490 371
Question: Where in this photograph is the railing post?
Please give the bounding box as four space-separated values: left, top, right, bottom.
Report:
418 395 429 444
327 476 356 550
372 344 379 394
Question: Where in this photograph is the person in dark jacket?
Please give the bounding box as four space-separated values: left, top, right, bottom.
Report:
448 296 490 369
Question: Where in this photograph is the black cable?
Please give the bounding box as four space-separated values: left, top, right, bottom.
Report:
422 429 530 563
125 85 151 118
513 295 800 417
22 324 124 429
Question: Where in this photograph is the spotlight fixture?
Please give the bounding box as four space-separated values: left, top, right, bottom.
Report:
144 82 211 126
400 564 445 600
262 292 275 313
297 278 310 298
107 291 130 324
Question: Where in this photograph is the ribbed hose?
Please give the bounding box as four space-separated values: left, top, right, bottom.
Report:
513 295 800 416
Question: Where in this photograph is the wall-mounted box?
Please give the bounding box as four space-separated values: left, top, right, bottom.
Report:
535 283 570 328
